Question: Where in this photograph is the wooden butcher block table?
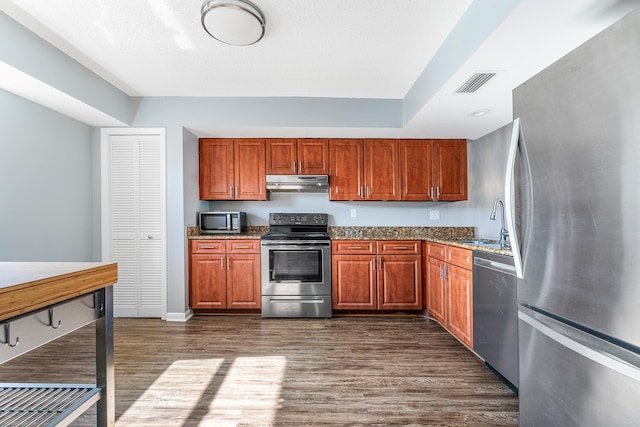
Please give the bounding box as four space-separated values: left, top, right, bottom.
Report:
0 262 117 426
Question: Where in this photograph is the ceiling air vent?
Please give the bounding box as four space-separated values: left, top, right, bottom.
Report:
454 72 496 93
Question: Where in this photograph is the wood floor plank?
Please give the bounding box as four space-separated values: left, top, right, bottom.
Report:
0 316 518 426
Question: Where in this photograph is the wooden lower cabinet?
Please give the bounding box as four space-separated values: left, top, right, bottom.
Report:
332 241 421 310
426 256 446 325
332 254 377 309
447 263 473 347
189 239 261 310
425 242 473 348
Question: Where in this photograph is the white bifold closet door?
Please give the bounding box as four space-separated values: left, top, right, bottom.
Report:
101 129 166 318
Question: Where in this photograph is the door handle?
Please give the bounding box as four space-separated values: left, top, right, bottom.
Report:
505 118 525 279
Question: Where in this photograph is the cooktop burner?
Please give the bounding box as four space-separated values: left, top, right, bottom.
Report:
261 213 330 241
261 232 330 241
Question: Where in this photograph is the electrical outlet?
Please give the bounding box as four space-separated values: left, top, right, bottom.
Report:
429 210 440 220
350 208 357 218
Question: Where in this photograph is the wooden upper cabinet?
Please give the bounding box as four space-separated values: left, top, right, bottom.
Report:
266 138 297 174
298 139 329 175
329 139 364 201
199 138 266 200
399 139 433 201
199 138 234 200
234 139 266 200
364 139 399 200
433 139 468 201
266 138 329 175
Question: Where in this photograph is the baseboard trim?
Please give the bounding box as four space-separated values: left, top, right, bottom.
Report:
165 309 194 322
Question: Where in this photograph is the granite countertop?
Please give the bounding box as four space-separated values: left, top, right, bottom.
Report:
186 226 512 256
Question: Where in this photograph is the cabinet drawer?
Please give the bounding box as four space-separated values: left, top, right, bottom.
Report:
427 242 446 260
446 245 472 270
332 240 376 255
191 240 225 254
377 240 421 255
226 239 260 254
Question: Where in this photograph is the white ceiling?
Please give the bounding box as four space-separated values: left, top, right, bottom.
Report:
1 0 638 139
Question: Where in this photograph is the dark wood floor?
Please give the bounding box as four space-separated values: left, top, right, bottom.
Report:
0 316 518 426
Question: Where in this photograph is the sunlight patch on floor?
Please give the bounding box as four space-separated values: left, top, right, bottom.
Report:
116 356 286 426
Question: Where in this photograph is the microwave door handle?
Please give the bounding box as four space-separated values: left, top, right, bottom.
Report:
226 214 232 230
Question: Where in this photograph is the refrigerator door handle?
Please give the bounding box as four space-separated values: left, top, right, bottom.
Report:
505 118 524 278
519 307 640 381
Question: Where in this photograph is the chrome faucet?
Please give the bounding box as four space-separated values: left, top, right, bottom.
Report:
490 198 510 247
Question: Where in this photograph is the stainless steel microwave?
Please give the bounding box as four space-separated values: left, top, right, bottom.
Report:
198 211 246 234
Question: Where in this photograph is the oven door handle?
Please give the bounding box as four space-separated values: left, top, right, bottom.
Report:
261 243 330 250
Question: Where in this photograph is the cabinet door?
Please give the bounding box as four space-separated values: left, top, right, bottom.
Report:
226 254 261 309
190 254 226 309
364 139 399 200
399 139 433 201
433 139 467 201
329 139 364 201
447 263 473 347
331 255 376 309
234 139 267 200
377 255 421 310
199 139 234 200
427 257 446 324
298 139 329 175
266 139 297 175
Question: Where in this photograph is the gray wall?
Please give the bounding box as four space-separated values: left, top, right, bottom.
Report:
455 122 514 239
0 89 94 261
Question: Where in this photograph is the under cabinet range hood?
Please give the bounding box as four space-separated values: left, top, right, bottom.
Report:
266 175 329 193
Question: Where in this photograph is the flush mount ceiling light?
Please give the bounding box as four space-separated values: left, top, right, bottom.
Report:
468 109 490 117
201 0 266 46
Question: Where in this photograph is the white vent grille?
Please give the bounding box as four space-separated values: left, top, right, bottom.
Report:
455 72 496 93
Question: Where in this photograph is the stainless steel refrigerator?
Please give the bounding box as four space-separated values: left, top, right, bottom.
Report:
505 9 640 426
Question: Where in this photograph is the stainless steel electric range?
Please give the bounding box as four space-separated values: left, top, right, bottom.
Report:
260 213 331 318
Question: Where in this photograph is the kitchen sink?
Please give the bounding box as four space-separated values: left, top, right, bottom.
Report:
457 239 498 244
457 239 510 249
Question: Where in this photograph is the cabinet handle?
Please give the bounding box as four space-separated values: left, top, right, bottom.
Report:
234 245 251 249
292 161 297 173
227 258 231 270
220 258 225 269
229 186 233 198
439 264 443 279
367 186 371 197
430 187 435 200
393 246 408 250
361 186 365 199
299 161 303 173
235 186 239 199
436 187 441 199
347 246 362 249
200 245 216 249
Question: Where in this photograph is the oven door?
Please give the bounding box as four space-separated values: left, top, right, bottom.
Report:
260 241 331 296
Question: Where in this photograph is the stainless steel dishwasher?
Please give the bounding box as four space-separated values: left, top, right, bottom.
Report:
472 250 518 392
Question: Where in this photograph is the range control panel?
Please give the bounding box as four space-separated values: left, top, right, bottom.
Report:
269 213 328 226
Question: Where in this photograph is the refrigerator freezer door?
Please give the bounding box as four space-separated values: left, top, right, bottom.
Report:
512 10 640 348
519 306 640 426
